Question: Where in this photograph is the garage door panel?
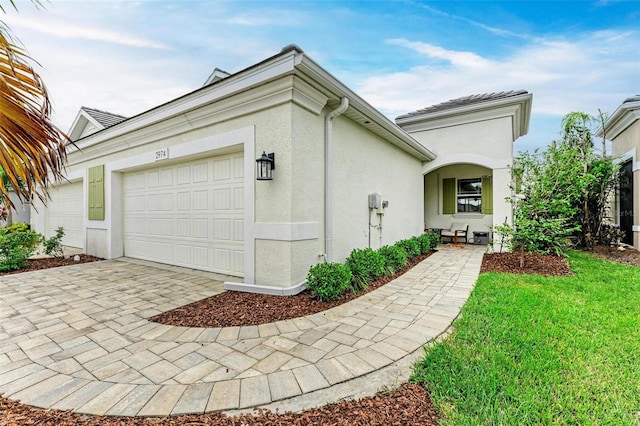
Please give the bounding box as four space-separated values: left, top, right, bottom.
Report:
193 163 208 182
234 250 244 274
193 191 208 210
123 152 244 276
46 182 83 248
234 187 244 209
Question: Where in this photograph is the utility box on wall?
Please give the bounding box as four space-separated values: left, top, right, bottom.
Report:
473 231 489 245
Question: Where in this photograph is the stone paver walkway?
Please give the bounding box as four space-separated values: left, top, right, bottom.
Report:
0 245 485 417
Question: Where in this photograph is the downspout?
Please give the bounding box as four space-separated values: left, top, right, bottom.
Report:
325 97 349 262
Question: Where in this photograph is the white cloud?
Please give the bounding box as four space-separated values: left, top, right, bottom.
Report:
354 30 638 151
358 31 638 118
387 39 492 69
5 15 170 49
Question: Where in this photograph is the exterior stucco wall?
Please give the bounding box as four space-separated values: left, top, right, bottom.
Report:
410 117 513 164
611 120 640 158
330 116 424 262
288 104 326 284
611 120 640 250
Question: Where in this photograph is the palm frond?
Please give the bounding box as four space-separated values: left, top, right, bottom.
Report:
0 27 69 208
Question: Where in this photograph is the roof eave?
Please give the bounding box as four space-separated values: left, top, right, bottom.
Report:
70 45 436 162
596 99 640 140
294 55 436 162
397 92 533 142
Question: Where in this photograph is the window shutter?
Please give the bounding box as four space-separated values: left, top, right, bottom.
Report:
442 178 456 215
88 165 105 220
482 176 493 214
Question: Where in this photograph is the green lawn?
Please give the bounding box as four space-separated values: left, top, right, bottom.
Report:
412 251 640 425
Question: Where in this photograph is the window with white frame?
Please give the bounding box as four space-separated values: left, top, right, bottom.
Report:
457 178 482 213
442 176 493 215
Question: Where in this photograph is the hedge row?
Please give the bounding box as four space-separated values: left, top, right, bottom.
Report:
306 231 440 301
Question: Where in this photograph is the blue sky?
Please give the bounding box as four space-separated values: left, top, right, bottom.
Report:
3 0 639 153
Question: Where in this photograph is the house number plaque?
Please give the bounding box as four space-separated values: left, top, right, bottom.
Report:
154 148 169 161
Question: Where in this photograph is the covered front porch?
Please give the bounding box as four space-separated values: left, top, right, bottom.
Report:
423 160 512 249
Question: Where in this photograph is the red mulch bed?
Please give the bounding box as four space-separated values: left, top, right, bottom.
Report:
480 251 572 276
0 382 437 426
589 244 640 267
150 251 435 328
0 254 103 276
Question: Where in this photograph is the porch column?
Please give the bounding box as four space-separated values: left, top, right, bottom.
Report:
492 167 512 251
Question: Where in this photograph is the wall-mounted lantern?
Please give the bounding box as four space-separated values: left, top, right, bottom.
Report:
256 151 275 180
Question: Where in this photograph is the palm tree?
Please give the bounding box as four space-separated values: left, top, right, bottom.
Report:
0 2 69 210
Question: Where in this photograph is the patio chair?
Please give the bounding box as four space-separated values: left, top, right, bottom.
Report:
440 223 469 244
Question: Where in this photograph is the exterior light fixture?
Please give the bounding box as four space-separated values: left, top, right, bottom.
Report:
256 151 275 180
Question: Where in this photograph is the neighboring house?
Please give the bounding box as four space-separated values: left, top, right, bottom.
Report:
598 95 640 249
31 45 532 294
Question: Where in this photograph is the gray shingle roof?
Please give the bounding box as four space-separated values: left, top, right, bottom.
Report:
82 107 127 128
396 90 529 120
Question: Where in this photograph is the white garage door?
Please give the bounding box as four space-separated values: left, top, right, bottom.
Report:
46 181 84 248
123 152 244 277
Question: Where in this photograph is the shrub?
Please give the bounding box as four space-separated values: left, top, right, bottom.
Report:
417 232 440 253
346 247 385 292
306 262 352 302
1 222 31 234
395 238 420 260
43 227 65 258
378 244 407 275
0 229 42 272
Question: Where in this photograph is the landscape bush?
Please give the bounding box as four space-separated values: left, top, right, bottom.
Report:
0 227 42 272
43 227 65 258
395 238 421 260
0 222 31 234
378 244 408 275
417 232 440 253
345 247 386 292
306 233 436 301
306 262 352 302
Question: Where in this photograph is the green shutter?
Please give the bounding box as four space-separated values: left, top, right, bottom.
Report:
88 165 105 220
481 176 493 214
442 178 456 215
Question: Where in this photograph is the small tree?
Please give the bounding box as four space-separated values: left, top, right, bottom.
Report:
497 111 619 265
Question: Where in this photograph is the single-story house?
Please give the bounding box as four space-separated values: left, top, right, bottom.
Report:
598 94 640 249
31 45 532 294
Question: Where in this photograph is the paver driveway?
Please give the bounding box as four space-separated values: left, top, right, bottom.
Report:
0 246 485 416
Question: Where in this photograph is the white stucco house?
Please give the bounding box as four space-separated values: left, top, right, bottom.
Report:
598 94 640 250
31 45 532 294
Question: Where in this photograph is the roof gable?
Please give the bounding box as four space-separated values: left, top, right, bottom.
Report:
68 107 127 141
203 68 231 86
